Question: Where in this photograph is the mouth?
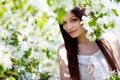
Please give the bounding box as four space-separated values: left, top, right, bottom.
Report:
68 30 77 34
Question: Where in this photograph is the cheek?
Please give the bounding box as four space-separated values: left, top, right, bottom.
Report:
63 26 66 30
63 26 67 32
77 25 85 33
74 21 81 27
77 26 86 34
75 24 82 30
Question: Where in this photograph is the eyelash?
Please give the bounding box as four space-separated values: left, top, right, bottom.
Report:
63 22 67 25
63 18 77 25
71 18 77 22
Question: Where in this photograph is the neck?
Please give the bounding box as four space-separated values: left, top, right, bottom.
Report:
77 33 90 44
77 35 99 55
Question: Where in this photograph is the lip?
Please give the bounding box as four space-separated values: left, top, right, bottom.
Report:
68 30 77 34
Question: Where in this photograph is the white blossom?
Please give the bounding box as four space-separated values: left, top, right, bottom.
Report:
0 53 13 70
80 0 120 41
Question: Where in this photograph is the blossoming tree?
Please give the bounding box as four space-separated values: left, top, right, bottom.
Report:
0 0 61 79
0 0 120 80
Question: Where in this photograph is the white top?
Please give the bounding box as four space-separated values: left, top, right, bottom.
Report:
78 50 110 80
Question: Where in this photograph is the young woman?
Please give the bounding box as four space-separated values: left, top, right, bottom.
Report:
58 7 120 80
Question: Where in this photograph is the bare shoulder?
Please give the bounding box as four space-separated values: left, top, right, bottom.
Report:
57 44 68 62
58 44 66 53
58 44 66 56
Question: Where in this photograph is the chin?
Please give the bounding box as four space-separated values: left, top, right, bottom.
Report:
69 33 80 38
70 35 78 38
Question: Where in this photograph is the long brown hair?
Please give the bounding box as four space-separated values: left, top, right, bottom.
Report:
59 7 119 80
96 39 120 71
59 7 85 80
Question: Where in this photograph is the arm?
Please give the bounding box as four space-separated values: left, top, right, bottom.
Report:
57 44 71 80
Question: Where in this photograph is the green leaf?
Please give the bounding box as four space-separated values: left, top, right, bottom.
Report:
35 12 48 30
47 0 54 6
32 61 39 68
12 0 28 11
110 74 120 80
103 24 108 29
40 71 51 80
73 0 77 6
24 48 32 58
28 5 38 15
84 0 92 6
112 9 119 16
42 48 51 59
4 69 18 79
88 18 96 26
0 65 4 75
100 3 105 8
98 13 108 18
9 32 19 46
114 0 120 3
10 77 16 80
109 22 115 28
95 25 102 40
0 7 6 18
55 8 67 24
25 65 31 72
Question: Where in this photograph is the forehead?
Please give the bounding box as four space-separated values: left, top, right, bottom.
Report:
64 12 77 21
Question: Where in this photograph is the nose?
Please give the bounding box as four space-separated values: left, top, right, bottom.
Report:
66 23 73 30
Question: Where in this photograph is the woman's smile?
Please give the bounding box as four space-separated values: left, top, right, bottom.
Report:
68 29 77 35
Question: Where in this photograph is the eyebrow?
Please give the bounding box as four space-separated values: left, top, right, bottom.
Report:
69 16 77 20
63 16 77 23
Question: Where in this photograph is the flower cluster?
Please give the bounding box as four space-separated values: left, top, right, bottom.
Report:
110 71 120 80
80 0 120 41
106 70 120 80
0 0 60 79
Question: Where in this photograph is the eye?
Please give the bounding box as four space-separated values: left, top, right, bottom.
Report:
63 21 67 25
71 18 77 23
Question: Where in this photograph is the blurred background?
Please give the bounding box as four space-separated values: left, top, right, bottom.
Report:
0 0 63 80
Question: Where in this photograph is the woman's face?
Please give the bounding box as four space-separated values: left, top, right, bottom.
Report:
63 12 85 38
